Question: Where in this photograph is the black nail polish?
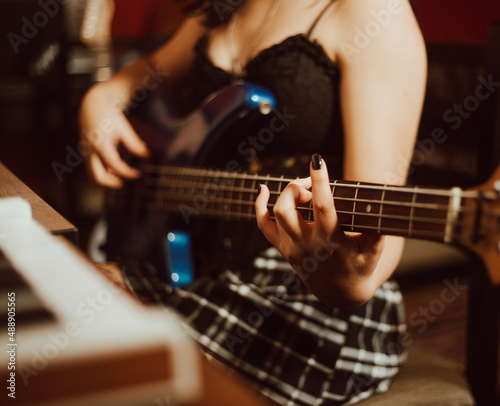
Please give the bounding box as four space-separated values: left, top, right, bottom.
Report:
311 154 322 170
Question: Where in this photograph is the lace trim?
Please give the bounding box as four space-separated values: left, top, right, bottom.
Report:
196 33 339 80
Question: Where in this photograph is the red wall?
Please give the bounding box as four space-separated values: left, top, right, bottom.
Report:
111 0 183 38
412 0 500 43
111 1 500 43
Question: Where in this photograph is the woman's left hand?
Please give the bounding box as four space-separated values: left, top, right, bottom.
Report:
255 155 385 307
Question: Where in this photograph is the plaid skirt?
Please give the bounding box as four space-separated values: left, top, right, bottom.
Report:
124 247 407 406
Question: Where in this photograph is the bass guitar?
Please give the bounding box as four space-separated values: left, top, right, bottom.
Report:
104 82 500 289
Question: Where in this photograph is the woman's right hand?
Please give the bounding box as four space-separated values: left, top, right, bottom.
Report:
78 83 150 188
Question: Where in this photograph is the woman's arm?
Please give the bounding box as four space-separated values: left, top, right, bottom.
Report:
256 0 427 307
78 16 206 187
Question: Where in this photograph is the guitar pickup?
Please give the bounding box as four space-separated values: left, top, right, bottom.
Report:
165 231 194 287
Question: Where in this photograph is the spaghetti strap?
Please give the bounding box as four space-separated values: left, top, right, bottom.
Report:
306 1 336 39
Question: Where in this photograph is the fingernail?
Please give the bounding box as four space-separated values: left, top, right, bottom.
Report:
311 154 322 170
258 183 264 192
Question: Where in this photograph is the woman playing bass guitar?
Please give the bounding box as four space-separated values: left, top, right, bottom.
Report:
79 0 427 404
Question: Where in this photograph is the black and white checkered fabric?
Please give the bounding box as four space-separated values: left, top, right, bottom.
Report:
124 247 407 406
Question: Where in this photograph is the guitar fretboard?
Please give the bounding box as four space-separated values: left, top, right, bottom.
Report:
109 164 482 244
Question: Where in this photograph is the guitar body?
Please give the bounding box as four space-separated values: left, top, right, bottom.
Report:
105 82 276 286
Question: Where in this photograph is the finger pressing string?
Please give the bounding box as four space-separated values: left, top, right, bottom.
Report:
310 154 338 236
255 184 280 246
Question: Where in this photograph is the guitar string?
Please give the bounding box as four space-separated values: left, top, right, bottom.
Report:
108 183 499 236
112 182 500 221
109 188 498 234
113 200 473 242
127 197 479 230
140 167 481 204
122 175 483 215
140 180 475 213
111 189 461 217
143 172 500 217
138 164 484 199
139 197 487 229
136 174 500 216
109 187 497 238
108 167 500 234
138 169 465 202
119 183 451 217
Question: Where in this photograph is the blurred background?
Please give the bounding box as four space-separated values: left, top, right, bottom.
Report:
0 0 499 251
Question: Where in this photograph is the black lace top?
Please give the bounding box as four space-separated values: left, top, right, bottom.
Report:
170 32 344 179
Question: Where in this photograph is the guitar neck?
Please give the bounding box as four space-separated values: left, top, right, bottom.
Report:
113 164 483 245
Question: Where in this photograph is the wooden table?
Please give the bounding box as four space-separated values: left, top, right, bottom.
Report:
0 162 78 243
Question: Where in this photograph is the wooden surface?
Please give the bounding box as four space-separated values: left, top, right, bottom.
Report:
0 162 78 242
188 356 277 406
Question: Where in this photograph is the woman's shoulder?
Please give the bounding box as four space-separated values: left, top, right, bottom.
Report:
329 0 416 27
316 0 423 66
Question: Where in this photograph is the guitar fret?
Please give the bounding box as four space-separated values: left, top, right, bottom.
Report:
227 176 236 218
380 188 414 236
331 180 337 218
250 178 257 216
264 177 271 216
411 194 449 240
334 182 357 229
444 187 462 243
351 182 361 231
331 181 337 197
378 188 386 234
158 171 171 212
237 177 244 216
277 176 284 194
409 188 418 238
202 170 212 215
